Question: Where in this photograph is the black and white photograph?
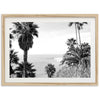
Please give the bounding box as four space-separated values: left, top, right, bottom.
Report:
2 14 98 85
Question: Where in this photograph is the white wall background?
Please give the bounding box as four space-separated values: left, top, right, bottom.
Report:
0 0 99 100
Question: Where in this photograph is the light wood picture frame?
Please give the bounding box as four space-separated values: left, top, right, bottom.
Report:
1 14 98 86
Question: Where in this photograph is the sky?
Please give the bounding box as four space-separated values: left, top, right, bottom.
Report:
11 19 91 55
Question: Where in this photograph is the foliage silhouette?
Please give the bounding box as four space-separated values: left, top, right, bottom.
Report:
68 22 88 46
10 33 19 77
61 38 90 69
11 22 39 77
14 62 36 78
45 64 56 78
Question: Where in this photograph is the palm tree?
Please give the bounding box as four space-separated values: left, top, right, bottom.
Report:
77 22 88 46
61 38 77 65
61 40 90 70
66 38 77 50
10 33 19 77
69 22 78 45
45 64 56 78
14 62 36 78
11 22 39 77
68 22 88 46
10 50 19 77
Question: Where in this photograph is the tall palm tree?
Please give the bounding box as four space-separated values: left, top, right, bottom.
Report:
11 22 39 77
69 22 78 45
77 22 88 46
68 22 88 47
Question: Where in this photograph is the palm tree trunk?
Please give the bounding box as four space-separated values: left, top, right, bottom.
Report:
23 50 28 77
78 29 81 47
75 23 78 46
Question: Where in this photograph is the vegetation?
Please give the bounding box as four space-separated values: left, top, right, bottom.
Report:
59 38 90 77
9 21 91 78
10 33 19 77
14 62 36 78
57 22 90 78
61 38 90 66
45 64 56 78
11 22 39 77
69 22 88 46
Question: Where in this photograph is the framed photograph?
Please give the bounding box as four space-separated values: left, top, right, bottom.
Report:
2 14 98 86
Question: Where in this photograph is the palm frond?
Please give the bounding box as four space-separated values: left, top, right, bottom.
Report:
33 30 38 37
68 22 73 26
83 22 88 24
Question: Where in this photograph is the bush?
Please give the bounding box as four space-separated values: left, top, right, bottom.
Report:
45 64 56 78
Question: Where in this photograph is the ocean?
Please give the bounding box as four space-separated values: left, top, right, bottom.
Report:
18 54 63 77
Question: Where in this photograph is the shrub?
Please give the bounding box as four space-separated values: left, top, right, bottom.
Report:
45 64 56 78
